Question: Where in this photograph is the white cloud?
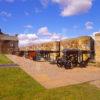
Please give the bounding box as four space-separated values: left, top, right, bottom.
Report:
24 25 33 29
52 0 93 16
37 26 51 36
32 38 53 44
18 34 38 41
50 33 62 41
0 11 12 17
91 31 99 40
85 21 93 30
27 34 38 40
18 34 28 40
18 34 38 47
89 31 100 42
92 31 100 37
18 26 66 47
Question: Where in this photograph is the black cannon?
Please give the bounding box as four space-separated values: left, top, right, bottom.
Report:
57 49 94 69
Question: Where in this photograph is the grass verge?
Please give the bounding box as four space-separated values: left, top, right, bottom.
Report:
0 67 45 100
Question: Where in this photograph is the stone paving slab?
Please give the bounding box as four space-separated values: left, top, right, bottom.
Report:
6 55 100 89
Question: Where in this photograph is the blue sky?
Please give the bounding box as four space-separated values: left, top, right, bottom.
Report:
0 0 100 46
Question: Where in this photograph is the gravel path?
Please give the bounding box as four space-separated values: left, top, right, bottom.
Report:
6 55 100 89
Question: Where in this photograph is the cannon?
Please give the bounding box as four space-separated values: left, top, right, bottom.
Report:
57 49 94 69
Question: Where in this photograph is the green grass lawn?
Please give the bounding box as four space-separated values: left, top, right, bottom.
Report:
0 54 13 64
0 67 100 100
0 67 44 100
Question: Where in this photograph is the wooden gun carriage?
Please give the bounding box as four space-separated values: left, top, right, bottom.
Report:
57 49 95 69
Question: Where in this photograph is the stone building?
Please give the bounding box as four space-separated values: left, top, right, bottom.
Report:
19 41 60 60
0 29 19 54
95 33 100 62
20 36 94 60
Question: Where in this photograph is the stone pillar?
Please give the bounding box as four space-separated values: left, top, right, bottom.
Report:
95 33 100 62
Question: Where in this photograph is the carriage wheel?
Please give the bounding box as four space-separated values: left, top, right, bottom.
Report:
57 58 63 67
64 61 72 69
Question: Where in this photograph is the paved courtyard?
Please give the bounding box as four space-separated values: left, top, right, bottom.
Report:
7 55 100 89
